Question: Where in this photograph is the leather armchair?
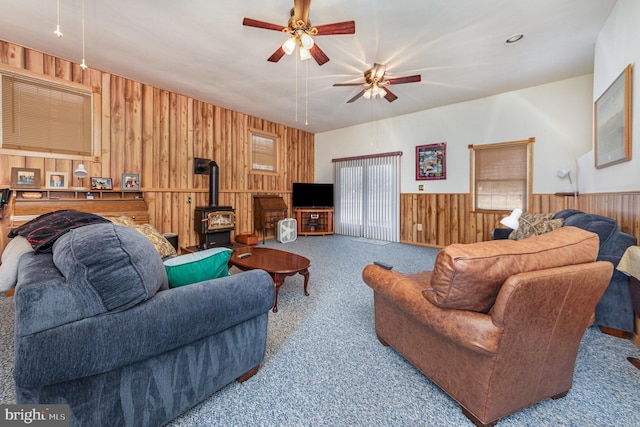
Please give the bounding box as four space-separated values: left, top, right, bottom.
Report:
363 227 613 426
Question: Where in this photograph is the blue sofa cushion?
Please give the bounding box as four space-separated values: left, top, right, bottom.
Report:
52 223 168 312
8 209 110 252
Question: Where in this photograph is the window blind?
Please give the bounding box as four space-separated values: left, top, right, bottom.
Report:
1 74 92 156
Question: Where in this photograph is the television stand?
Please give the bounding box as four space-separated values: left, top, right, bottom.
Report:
294 208 334 236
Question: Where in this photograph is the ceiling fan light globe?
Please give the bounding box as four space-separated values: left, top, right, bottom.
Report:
282 37 296 55
363 89 372 100
300 33 314 49
378 87 387 98
299 47 312 61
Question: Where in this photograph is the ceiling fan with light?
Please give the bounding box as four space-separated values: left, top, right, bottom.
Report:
242 0 355 66
333 63 421 103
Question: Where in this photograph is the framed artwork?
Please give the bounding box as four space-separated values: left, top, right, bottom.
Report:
10 167 41 189
121 173 140 190
45 171 69 189
416 142 446 180
91 177 113 190
595 64 632 169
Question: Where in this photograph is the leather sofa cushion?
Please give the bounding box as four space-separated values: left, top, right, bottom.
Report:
423 226 599 312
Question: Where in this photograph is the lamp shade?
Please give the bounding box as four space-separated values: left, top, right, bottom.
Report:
73 164 88 178
282 37 296 55
500 208 522 230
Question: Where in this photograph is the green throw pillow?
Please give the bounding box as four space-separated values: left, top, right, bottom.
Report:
164 247 233 288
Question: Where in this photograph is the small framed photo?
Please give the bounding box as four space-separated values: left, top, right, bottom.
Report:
11 167 41 189
91 177 113 190
46 171 69 189
416 142 446 180
122 173 140 190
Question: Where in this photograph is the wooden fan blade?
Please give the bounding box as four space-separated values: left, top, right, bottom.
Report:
386 75 421 85
268 47 286 63
333 82 366 87
383 88 398 102
310 44 330 66
347 90 366 103
242 18 285 32
315 21 356 35
294 0 311 22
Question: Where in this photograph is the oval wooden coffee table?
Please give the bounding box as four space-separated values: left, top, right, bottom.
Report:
229 247 310 312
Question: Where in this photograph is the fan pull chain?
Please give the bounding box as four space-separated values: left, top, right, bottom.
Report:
295 54 299 122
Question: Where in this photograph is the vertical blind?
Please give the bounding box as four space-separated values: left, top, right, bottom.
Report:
333 151 401 241
1 74 92 155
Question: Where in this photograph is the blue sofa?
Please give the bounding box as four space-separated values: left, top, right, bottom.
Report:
13 223 275 426
553 209 637 333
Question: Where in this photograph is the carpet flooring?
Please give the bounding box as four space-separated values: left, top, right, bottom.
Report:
1 234 639 426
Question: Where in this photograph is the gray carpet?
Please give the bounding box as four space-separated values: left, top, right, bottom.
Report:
1 235 639 426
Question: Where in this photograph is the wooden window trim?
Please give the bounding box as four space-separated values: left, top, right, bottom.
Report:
0 63 100 162
469 137 534 212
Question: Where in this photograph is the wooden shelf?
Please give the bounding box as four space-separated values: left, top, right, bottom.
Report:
9 188 148 227
294 208 334 236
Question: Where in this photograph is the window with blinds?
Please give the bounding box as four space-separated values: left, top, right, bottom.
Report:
1 73 93 156
250 129 278 173
470 138 534 211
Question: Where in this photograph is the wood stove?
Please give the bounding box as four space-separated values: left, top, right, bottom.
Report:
194 161 235 248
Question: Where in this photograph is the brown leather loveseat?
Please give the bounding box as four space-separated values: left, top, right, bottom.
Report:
362 227 613 426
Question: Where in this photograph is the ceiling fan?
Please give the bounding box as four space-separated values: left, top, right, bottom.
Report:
333 63 421 103
242 0 355 66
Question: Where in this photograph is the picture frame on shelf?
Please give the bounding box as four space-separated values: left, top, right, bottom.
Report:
595 64 632 169
416 142 446 180
91 177 113 190
121 173 140 190
10 167 41 189
45 171 69 189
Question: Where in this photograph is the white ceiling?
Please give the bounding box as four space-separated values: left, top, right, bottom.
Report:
0 0 616 134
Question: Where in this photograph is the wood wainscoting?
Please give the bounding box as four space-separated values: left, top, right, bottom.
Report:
400 192 640 247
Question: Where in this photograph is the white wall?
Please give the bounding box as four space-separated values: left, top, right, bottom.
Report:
316 75 594 194
578 0 640 193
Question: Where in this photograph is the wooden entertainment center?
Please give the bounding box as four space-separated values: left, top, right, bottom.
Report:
294 208 334 236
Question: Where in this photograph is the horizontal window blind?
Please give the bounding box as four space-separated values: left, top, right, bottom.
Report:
1 74 92 156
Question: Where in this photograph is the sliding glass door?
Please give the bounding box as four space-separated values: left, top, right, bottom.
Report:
333 152 401 242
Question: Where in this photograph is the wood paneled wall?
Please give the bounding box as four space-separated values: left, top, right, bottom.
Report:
2 40 639 254
400 192 640 247
0 40 314 252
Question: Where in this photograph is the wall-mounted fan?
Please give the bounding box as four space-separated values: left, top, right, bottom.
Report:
242 0 355 66
333 63 421 103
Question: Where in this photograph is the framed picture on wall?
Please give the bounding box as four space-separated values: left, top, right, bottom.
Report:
45 171 69 189
416 142 446 180
594 64 632 169
121 174 140 190
91 177 113 190
10 167 41 189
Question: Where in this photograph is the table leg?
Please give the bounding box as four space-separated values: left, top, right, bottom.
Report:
272 275 284 313
300 268 310 296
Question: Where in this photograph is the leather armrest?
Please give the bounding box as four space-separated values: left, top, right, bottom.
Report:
362 264 501 355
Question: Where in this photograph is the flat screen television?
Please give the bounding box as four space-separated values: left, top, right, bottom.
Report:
292 183 334 208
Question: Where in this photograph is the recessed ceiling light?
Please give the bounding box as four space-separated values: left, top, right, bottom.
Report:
505 33 524 45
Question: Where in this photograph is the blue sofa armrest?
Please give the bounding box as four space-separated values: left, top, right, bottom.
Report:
492 228 512 240
14 269 275 388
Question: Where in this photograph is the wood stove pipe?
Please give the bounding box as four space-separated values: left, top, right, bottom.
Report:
208 160 219 207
